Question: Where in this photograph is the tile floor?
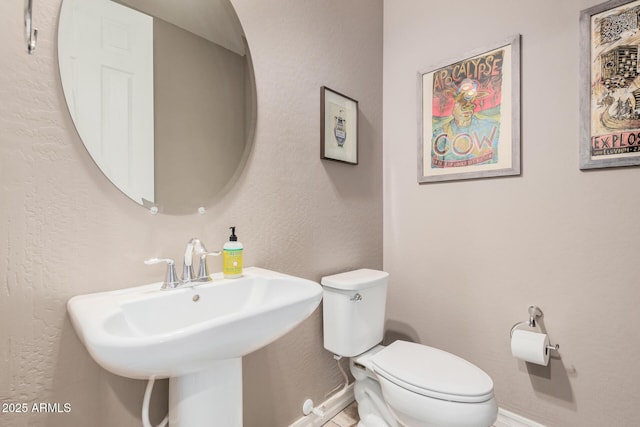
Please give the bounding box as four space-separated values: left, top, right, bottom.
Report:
324 402 498 427
324 401 359 427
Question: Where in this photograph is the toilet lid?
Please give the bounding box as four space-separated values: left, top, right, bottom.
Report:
371 341 494 403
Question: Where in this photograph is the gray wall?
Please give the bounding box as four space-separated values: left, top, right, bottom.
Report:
153 18 248 213
0 0 383 426
383 0 640 426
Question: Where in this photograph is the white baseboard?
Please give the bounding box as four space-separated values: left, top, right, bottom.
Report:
495 408 546 427
288 383 355 427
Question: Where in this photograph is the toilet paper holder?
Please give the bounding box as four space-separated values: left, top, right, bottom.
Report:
510 305 560 352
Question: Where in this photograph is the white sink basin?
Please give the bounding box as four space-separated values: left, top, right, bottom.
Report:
68 267 323 379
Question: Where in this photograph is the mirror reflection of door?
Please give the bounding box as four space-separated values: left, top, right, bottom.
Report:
59 0 155 204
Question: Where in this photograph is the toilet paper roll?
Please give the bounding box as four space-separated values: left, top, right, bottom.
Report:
510 329 550 366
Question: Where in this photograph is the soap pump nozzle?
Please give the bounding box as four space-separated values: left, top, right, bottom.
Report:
229 226 238 241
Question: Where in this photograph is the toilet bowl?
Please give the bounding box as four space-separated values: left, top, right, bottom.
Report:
321 269 497 427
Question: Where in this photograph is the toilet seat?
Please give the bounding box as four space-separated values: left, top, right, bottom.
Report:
371 340 494 403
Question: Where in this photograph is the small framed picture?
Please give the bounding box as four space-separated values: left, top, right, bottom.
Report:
321 86 358 165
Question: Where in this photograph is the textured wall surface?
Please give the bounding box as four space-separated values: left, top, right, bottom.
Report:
0 0 383 426
383 0 640 426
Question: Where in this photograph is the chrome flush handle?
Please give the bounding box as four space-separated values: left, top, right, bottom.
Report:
350 293 363 302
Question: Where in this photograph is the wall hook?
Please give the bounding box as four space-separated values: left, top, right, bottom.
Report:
25 0 37 54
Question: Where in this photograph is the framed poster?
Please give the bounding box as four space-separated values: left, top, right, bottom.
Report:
580 0 640 169
321 86 358 165
418 34 521 183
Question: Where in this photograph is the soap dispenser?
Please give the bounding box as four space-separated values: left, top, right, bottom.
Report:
223 226 243 279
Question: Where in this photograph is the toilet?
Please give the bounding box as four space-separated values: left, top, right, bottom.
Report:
321 269 498 427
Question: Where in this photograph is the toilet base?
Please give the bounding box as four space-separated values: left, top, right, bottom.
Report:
353 377 398 427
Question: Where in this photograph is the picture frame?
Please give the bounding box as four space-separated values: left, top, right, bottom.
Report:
579 0 640 170
321 86 358 165
418 34 521 183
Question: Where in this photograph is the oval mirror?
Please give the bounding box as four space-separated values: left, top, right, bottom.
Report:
57 0 256 215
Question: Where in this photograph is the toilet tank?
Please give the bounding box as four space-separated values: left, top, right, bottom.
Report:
321 269 389 357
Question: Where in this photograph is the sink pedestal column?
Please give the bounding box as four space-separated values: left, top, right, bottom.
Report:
168 358 242 427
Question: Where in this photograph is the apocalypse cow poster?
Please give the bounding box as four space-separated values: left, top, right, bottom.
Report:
419 35 520 183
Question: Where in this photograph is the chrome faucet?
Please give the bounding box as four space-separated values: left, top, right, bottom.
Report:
145 238 221 290
182 238 221 284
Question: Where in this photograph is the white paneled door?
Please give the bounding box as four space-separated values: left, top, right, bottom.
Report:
59 0 154 204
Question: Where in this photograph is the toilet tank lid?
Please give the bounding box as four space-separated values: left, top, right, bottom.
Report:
321 269 389 291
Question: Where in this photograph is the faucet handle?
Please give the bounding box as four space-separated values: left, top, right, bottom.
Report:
144 258 180 289
197 251 222 282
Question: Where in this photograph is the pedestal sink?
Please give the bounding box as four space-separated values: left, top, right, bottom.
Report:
67 267 323 426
